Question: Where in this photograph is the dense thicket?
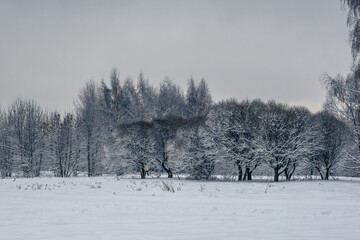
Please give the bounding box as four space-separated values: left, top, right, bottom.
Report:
0 69 357 181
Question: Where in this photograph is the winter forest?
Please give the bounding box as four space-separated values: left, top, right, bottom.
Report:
0 69 357 182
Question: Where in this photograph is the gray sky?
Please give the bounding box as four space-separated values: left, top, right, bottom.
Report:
0 0 352 112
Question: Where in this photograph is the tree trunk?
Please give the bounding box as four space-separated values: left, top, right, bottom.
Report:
237 164 243 181
274 167 280 182
243 167 253 181
140 167 146 179
284 163 296 181
243 171 247 181
59 156 64 177
247 171 252 181
325 167 330 180
87 138 92 177
284 169 289 181
157 153 174 178
245 167 252 181
161 160 173 178
36 153 42 177
315 166 324 180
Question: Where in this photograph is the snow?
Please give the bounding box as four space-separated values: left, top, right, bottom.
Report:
1 177 360 240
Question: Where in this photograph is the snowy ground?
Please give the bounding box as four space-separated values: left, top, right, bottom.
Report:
1 177 360 240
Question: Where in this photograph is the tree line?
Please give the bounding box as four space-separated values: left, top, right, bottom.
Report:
0 68 357 181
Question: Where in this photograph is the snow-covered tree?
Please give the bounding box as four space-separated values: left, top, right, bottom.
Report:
117 122 154 179
45 112 81 177
0 107 13 177
310 111 350 180
259 101 315 182
99 69 143 125
76 81 105 176
149 79 186 177
7 99 45 177
341 0 360 59
323 65 360 168
157 78 186 119
181 78 214 179
211 99 265 181
151 118 179 178
281 106 314 181
136 72 158 121
187 108 222 180
185 78 212 119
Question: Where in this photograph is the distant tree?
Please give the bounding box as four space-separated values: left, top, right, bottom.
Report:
151 119 178 178
321 0 360 173
186 128 216 180
260 102 292 182
101 74 188 177
99 69 121 127
323 65 360 167
182 78 213 180
241 100 267 180
45 112 81 177
259 101 315 182
310 111 350 180
136 72 158 121
76 81 105 177
185 108 221 180
120 116 205 178
213 99 265 181
214 100 245 181
282 106 314 181
100 70 157 129
100 69 141 125
7 99 45 177
118 122 154 179
150 79 186 177
0 108 13 177
185 78 212 119
157 78 186 119
121 78 141 122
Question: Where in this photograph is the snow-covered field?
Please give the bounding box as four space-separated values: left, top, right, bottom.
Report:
1 177 360 240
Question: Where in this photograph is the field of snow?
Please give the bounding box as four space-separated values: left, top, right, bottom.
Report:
1 177 360 240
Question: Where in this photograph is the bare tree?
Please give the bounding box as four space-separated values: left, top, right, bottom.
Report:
0 107 13 177
118 122 154 179
259 101 315 182
151 119 178 178
151 79 186 177
45 112 81 177
7 99 45 177
323 66 360 168
283 106 314 181
341 0 360 59
212 99 265 181
310 111 350 180
76 81 105 177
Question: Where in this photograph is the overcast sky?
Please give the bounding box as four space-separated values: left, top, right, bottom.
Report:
0 0 353 112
